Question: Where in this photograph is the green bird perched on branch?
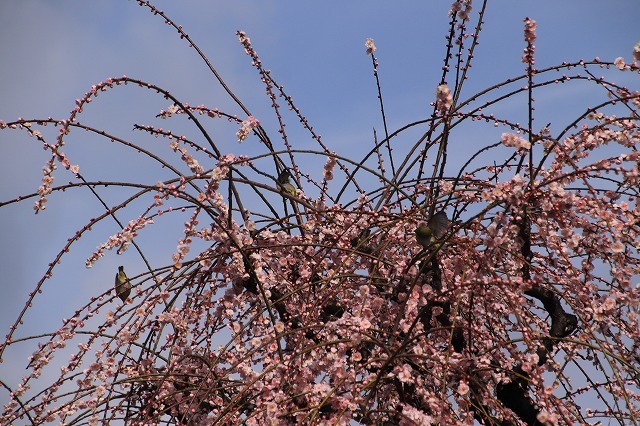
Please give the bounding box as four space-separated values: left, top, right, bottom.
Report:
415 210 450 249
115 266 131 302
277 169 297 197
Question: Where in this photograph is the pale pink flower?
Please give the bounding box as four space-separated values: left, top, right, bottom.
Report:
612 241 625 253
522 18 537 65
236 115 260 142
614 57 625 70
457 381 470 395
400 403 432 424
603 297 616 312
180 148 204 173
266 401 278 414
365 38 376 55
449 1 462 16
449 0 471 20
396 364 412 383
459 2 472 21
523 17 537 44
324 153 337 181
168 104 179 115
634 41 640 61
536 410 549 423
436 84 453 114
358 317 372 331
501 132 531 150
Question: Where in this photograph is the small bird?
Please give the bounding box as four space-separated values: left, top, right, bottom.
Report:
277 169 297 197
115 266 131 302
415 210 449 249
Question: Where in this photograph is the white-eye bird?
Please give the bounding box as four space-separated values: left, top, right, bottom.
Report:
415 210 449 249
276 169 297 197
115 266 131 302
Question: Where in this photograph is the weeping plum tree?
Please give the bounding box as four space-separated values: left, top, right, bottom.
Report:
2 1 640 425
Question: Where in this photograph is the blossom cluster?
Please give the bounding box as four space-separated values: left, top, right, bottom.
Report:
365 38 376 55
449 0 472 21
85 217 155 268
501 132 531 150
435 84 453 114
236 115 260 142
522 17 537 65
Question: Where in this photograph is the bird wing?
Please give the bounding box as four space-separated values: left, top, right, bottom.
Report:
428 211 449 240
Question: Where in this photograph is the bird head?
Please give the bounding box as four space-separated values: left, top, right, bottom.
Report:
277 169 292 184
415 225 434 249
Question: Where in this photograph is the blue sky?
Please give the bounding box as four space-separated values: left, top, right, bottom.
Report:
0 0 638 412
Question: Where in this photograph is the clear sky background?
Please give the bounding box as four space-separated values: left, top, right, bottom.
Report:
0 0 638 413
